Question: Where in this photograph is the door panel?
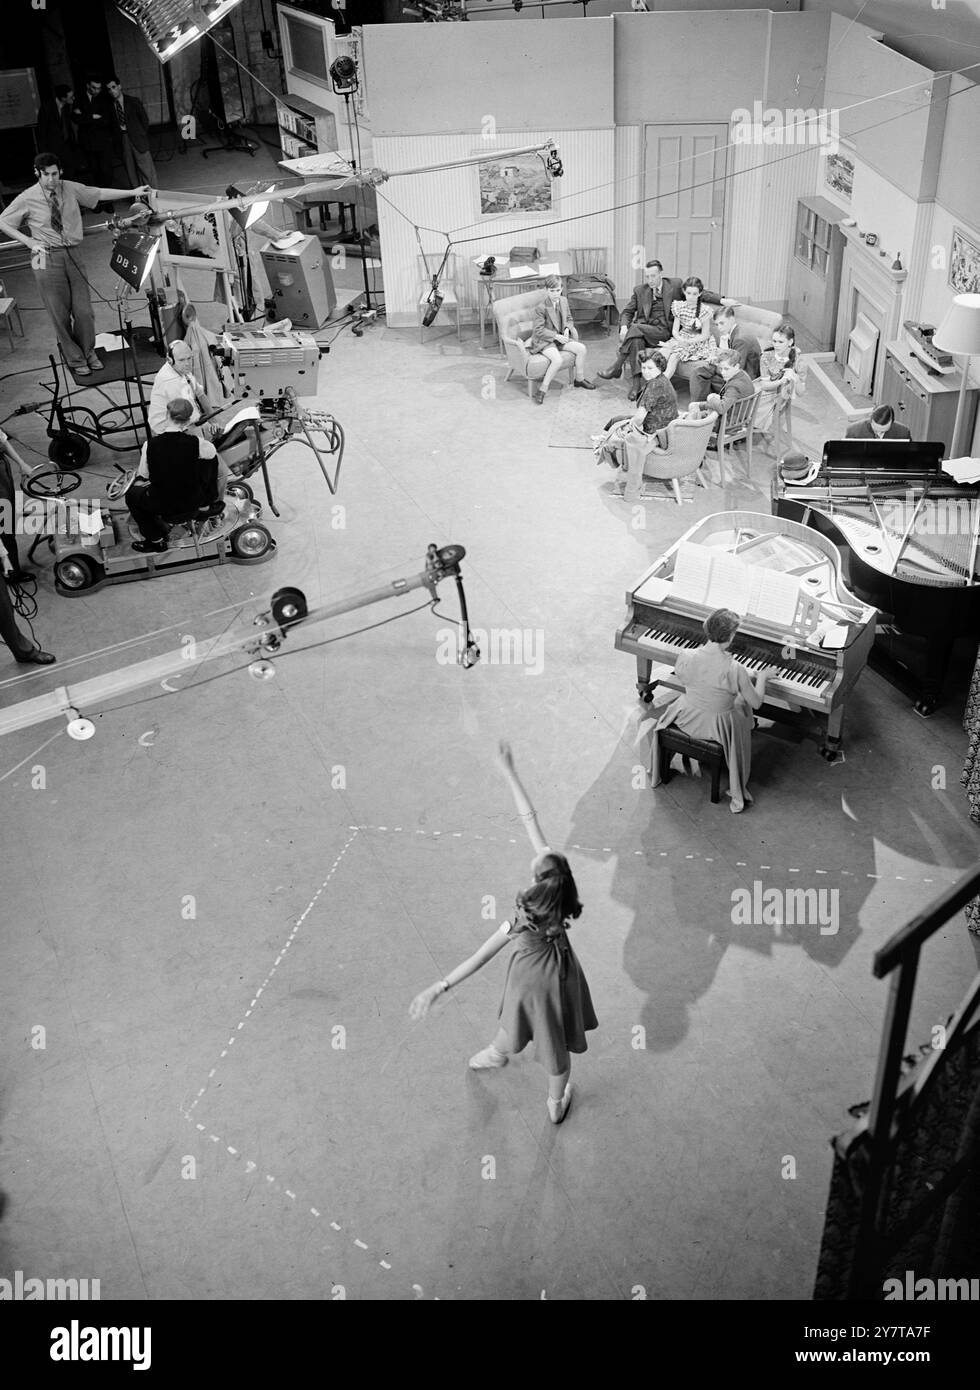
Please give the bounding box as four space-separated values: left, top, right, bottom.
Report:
643 125 727 291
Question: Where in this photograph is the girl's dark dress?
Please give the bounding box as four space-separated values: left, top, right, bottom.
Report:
496 902 598 1073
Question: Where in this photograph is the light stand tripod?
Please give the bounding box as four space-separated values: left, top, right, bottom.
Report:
330 57 376 324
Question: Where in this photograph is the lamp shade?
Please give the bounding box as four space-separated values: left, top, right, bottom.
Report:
110 231 160 290
932 293 980 356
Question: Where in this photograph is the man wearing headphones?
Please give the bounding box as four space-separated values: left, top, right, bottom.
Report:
0 153 151 377
149 340 240 493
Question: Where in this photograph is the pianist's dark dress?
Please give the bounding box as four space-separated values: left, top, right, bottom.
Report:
638 643 757 810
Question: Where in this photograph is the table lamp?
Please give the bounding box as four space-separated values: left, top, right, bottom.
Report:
932 293 980 456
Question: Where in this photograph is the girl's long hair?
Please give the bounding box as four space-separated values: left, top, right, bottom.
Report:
681 275 704 319
517 853 583 935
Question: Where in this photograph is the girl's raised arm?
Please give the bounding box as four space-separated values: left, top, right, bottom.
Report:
496 742 549 856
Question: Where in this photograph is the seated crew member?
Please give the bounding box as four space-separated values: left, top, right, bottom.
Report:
845 404 912 441
688 307 761 403
636 607 775 814
150 340 235 492
528 276 595 405
0 154 151 377
126 397 221 554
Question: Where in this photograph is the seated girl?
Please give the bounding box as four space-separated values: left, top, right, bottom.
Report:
753 323 802 435
634 607 776 813
592 350 679 493
662 277 716 380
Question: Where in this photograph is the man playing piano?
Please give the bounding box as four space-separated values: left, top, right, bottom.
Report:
845 404 912 441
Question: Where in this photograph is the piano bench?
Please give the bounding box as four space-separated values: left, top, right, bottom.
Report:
657 728 725 804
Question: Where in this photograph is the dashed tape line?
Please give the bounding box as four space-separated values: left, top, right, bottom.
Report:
182 1115 401 1280
186 828 359 1119
348 825 949 886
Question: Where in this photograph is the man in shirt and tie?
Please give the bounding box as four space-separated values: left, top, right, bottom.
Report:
104 75 157 190
0 153 152 378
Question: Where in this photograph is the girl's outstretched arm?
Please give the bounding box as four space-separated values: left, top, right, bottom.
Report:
496 742 549 856
409 927 510 1019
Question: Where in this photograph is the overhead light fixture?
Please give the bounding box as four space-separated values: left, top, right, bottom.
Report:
329 55 359 95
110 230 160 290
116 1 246 63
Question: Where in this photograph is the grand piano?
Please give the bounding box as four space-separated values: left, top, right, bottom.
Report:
615 510 877 760
772 440 980 715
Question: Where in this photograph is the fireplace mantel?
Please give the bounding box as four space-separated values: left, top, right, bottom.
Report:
834 225 908 402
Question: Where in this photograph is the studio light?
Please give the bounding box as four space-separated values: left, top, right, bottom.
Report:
329 56 359 95
117 1 246 63
110 230 161 290
225 183 275 231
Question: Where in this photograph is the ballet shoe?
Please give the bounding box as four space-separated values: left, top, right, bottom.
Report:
469 1045 508 1070
547 1082 573 1124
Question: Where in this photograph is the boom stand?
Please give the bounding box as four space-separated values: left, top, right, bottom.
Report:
339 88 375 317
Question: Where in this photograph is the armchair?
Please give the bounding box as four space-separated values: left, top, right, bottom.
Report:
621 413 715 504
492 288 577 399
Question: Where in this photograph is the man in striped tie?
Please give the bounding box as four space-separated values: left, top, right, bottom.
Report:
0 153 151 377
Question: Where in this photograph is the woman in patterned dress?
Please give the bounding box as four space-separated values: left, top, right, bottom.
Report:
410 743 598 1124
593 349 679 491
663 276 716 380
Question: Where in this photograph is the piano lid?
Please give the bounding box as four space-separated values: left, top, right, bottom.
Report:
822 439 946 473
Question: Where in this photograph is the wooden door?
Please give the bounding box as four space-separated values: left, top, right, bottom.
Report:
642 125 727 291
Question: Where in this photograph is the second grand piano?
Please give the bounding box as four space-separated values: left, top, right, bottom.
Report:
615 510 877 759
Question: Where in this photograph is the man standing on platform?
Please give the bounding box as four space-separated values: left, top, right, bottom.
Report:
0 154 151 378
104 75 157 190
597 261 729 401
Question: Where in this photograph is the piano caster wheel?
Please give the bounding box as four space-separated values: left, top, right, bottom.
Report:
913 697 938 718
819 743 845 765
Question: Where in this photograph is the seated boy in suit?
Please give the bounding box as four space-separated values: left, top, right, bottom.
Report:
528 275 595 405
695 351 755 438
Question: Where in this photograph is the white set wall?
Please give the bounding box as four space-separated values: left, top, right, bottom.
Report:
374 130 615 327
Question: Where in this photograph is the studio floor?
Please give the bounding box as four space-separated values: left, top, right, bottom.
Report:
1 139 979 1302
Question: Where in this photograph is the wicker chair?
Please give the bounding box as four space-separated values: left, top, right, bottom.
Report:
492 288 577 399
621 414 715 504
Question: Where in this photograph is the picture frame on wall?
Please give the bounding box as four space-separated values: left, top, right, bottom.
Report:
949 225 980 295
475 152 555 219
824 148 854 202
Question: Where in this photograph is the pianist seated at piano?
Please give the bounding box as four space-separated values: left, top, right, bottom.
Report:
845 404 912 441
637 607 776 813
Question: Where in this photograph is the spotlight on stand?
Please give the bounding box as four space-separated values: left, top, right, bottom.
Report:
117 1 246 63
109 229 160 290
329 55 359 96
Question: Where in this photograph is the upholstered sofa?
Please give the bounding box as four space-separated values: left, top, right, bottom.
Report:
493 288 581 398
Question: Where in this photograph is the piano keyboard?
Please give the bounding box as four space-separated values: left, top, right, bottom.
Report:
622 619 834 702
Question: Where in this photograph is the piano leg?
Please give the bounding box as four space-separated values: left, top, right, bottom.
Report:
636 656 654 702
819 706 845 764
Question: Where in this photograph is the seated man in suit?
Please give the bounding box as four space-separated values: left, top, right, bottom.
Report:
598 260 725 401
692 351 755 440
689 307 761 403
846 404 912 441
528 276 595 405
126 398 222 553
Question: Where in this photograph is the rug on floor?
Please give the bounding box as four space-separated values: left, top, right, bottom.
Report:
548 376 635 448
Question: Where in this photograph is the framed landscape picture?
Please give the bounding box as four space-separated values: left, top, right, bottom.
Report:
475 152 554 219
824 149 854 202
949 225 980 295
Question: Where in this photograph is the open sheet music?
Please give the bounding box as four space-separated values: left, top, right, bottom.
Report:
673 543 801 629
